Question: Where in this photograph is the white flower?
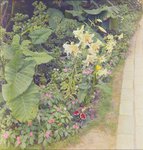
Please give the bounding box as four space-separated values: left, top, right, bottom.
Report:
83 55 94 66
80 31 94 48
118 33 123 40
73 25 84 38
107 34 114 40
96 68 107 76
63 42 80 56
99 56 106 63
106 44 113 52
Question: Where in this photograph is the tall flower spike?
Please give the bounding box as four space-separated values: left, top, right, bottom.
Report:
80 31 94 48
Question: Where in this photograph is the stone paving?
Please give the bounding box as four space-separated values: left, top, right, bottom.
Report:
116 17 143 149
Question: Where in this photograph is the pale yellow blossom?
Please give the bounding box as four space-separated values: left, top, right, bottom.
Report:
107 34 114 40
63 42 80 56
73 25 84 38
118 33 123 40
80 31 94 48
83 55 94 66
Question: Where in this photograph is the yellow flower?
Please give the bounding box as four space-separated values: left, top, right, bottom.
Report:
80 31 94 48
96 65 101 70
73 25 84 38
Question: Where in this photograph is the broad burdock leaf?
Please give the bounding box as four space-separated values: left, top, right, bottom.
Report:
29 28 52 44
7 82 39 123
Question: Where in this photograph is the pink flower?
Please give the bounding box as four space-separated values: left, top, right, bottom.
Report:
52 119 55 123
30 132 33 136
47 131 50 135
60 107 62 109
73 126 76 129
109 53 111 55
57 108 60 111
4 133 9 139
52 112 54 114
49 94 52 98
76 86 78 88
82 71 86 74
108 72 111 75
116 51 117 53
64 69 67 72
87 67 90 70
72 101 75 105
104 34 106 36
17 141 20 144
76 123 78 125
46 93 48 97
111 60 113 62
86 71 90 75
49 120 52 123
76 99 78 102
17 137 20 140
56 89 58 90
46 134 49 138
40 117 41 120
89 109 91 111
77 126 79 129
90 71 92 73
116 56 117 58
69 68 71 70
75 74 77 76
29 123 32 126
61 57 63 59
49 105 51 108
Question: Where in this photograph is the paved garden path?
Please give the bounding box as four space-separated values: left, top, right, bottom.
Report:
116 16 143 149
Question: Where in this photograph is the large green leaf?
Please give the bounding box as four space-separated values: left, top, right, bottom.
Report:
83 6 119 21
77 89 87 103
2 52 36 101
29 28 52 44
23 49 53 65
7 82 39 123
49 11 64 30
1 42 14 60
11 34 20 54
65 1 86 21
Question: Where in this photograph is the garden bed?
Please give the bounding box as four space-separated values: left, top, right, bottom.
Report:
0 0 142 149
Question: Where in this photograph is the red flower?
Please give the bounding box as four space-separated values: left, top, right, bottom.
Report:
82 106 87 109
74 111 79 115
80 113 86 119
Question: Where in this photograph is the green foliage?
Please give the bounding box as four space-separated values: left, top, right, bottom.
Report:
28 28 52 44
2 34 53 122
66 1 86 21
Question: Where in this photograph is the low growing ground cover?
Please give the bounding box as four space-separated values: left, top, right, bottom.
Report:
0 0 142 149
